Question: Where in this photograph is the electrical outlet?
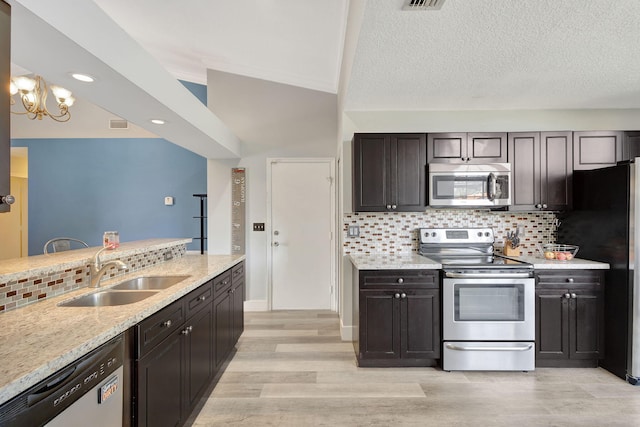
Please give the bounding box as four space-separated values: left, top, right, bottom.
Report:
253 223 265 232
348 225 360 237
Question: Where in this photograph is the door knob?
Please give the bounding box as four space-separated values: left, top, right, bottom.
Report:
0 195 15 206
273 242 280 247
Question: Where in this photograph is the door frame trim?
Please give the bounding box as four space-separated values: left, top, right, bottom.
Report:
266 157 337 311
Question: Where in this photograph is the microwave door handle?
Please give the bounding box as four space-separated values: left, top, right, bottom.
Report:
487 172 496 201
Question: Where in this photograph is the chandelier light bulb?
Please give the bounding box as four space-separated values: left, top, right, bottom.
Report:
50 85 72 99
9 81 17 96
12 76 36 92
9 75 74 122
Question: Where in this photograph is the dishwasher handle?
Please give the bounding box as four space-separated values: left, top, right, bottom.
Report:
445 271 532 279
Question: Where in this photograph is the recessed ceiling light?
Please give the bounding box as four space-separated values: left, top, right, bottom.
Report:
150 119 166 125
71 73 95 83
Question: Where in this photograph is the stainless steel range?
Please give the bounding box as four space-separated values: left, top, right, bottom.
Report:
419 227 535 371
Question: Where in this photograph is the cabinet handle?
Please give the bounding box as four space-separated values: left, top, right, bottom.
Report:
394 293 401 299
570 293 577 299
391 204 397 210
535 203 542 209
397 278 404 284
199 295 207 301
162 320 172 328
542 204 548 209
182 325 193 335
564 293 571 299
567 278 574 283
401 293 407 299
386 204 392 210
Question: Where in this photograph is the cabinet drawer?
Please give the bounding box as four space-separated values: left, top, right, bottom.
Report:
137 300 185 357
213 271 232 297
186 281 213 317
359 270 439 288
232 261 245 281
536 270 603 288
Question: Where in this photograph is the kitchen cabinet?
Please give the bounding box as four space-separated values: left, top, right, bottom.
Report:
352 133 427 212
135 282 213 427
427 132 507 164
355 269 440 367
573 131 623 170
509 132 573 211
213 261 245 369
535 270 604 367
135 261 245 427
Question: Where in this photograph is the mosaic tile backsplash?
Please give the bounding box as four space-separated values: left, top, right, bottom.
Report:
0 244 187 313
343 210 559 256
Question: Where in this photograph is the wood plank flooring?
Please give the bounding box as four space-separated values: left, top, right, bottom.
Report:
187 310 640 426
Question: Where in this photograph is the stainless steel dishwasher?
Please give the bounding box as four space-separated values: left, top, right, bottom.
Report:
0 334 124 427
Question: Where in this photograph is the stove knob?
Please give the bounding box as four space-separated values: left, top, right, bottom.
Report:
477 232 482 237
431 232 436 237
485 232 490 237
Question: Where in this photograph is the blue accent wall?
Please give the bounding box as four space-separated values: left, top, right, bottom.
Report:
11 138 206 255
179 80 207 105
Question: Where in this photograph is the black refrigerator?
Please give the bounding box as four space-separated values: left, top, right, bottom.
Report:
558 160 640 384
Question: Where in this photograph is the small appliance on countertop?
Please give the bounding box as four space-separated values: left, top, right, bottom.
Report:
419 227 535 372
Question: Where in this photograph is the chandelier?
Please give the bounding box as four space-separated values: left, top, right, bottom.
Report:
9 75 75 122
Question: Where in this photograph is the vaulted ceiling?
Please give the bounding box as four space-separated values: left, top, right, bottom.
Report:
9 0 640 158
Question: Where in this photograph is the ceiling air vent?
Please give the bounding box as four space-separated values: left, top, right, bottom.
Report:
403 0 446 11
109 119 129 129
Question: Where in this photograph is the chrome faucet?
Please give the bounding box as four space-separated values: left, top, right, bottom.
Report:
90 247 128 288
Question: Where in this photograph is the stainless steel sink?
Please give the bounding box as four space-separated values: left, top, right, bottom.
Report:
58 290 157 307
110 275 190 291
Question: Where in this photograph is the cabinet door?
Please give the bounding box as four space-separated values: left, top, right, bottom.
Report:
184 304 214 412
400 289 440 359
573 131 623 170
137 332 184 427
569 289 603 360
427 133 466 163
535 288 569 361
541 131 572 210
467 132 507 163
353 134 389 211
391 134 427 211
214 290 233 368
359 290 400 359
231 278 245 344
508 132 541 210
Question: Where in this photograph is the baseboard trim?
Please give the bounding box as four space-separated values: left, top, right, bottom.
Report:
340 319 355 342
244 299 268 312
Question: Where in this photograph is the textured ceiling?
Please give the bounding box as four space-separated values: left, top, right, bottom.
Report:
345 0 640 111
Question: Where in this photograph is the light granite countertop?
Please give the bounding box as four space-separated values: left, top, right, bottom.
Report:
503 255 610 270
0 253 244 405
349 253 441 270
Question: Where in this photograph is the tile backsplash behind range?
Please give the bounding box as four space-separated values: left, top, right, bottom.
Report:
343 210 558 256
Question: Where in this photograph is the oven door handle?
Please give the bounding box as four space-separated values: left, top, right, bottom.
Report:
445 343 533 352
444 272 532 278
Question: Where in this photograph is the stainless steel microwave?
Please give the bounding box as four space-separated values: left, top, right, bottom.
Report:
428 163 511 208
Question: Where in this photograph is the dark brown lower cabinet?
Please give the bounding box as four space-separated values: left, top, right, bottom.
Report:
535 270 604 368
355 269 440 367
134 260 245 427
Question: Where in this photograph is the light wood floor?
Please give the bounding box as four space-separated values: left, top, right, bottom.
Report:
187 310 640 426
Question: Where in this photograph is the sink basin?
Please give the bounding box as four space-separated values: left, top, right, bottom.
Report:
110 275 190 291
58 290 157 307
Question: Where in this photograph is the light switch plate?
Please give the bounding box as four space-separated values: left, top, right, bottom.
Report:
348 225 360 237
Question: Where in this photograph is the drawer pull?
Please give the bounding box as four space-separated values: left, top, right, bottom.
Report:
401 293 407 299
181 325 193 335
397 278 404 284
564 293 571 299
394 293 401 299
570 293 577 299
162 320 172 328
567 278 574 283
199 295 207 301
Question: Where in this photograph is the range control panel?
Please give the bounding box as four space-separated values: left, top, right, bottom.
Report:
419 228 494 244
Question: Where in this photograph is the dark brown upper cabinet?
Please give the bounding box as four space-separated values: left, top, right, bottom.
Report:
353 133 427 212
509 132 573 211
573 131 623 170
427 132 507 163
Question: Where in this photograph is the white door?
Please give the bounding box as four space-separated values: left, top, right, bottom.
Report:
269 159 334 310
0 176 28 260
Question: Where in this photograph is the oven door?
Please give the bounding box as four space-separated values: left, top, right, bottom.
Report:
429 172 511 207
442 275 535 341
